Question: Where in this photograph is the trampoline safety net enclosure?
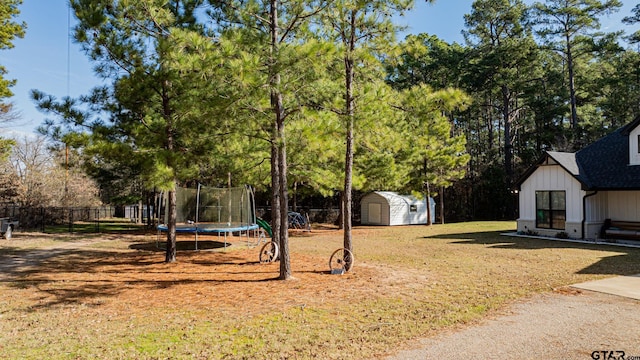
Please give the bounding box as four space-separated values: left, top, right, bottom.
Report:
157 184 258 234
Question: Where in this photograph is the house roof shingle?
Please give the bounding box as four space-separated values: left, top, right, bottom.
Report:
517 118 640 190
547 151 580 176
575 124 640 190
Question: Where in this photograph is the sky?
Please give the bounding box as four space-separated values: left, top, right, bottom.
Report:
0 0 636 138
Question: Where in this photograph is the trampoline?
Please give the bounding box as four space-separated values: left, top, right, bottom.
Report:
156 185 265 250
157 223 259 234
157 223 260 248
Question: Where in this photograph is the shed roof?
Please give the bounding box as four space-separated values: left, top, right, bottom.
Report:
370 191 421 205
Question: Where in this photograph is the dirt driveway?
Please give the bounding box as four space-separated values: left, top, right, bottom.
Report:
385 290 640 360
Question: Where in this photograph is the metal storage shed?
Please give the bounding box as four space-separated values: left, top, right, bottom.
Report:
361 191 435 226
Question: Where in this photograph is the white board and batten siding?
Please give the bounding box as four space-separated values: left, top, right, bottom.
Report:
517 163 585 238
519 164 640 239
581 191 640 239
583 191 608 239
607 191 640 221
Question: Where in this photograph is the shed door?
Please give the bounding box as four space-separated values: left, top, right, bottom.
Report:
368 203 381 224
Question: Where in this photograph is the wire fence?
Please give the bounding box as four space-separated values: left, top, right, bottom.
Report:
256 207 341 224
0 205 149 233
1 205 342 234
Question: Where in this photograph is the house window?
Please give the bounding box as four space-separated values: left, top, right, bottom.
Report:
410 205 417 212
637 134 640 153
536 191 566 230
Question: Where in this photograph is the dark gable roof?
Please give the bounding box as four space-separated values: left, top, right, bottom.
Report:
576 120 640 190
517 117 640 191
620 116 640 136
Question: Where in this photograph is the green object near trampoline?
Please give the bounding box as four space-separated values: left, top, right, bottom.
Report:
256 217 272 238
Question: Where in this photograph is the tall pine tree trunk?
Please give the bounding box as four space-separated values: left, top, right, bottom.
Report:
145 191 152 227
502 85 513 183
164 88 176 263
278 119 290 279
335 192 343 228
424 158 432 226
425 181 432 226
566 35 578 131
270 0 291 280
342 11 356 253
137 199 143 224
343 95 354 251
440 185 445 224
292 181 297 212
166 185 177 263
486 91 495 153
502 85 515 219
271 136 281 258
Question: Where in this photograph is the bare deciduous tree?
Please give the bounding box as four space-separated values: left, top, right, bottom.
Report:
8 136 100 207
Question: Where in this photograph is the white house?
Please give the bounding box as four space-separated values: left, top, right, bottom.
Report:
516 118 640 240
361 191 435 226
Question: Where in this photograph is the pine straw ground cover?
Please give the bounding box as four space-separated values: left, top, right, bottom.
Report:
1 221 640 359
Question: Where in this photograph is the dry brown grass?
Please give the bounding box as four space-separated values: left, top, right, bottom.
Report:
1 221 639 359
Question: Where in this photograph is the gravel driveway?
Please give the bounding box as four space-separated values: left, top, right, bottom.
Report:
384 291 640 360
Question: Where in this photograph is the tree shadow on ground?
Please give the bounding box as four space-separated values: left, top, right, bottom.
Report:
129 240 228 252
425 231 640 276
0 243 298 311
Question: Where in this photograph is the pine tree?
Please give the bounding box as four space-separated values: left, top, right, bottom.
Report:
318 0 420 254
0 0 25 100
35 0 233 263
206 0 334 279
464 0 539 217
622 4 640 44
532 0 622 134
0 0 25 160
399 85 470 224
386 34 466 91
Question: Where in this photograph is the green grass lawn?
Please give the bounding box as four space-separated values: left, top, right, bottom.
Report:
1 221 639 359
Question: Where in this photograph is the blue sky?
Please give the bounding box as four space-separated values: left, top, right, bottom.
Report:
1 0 636 137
